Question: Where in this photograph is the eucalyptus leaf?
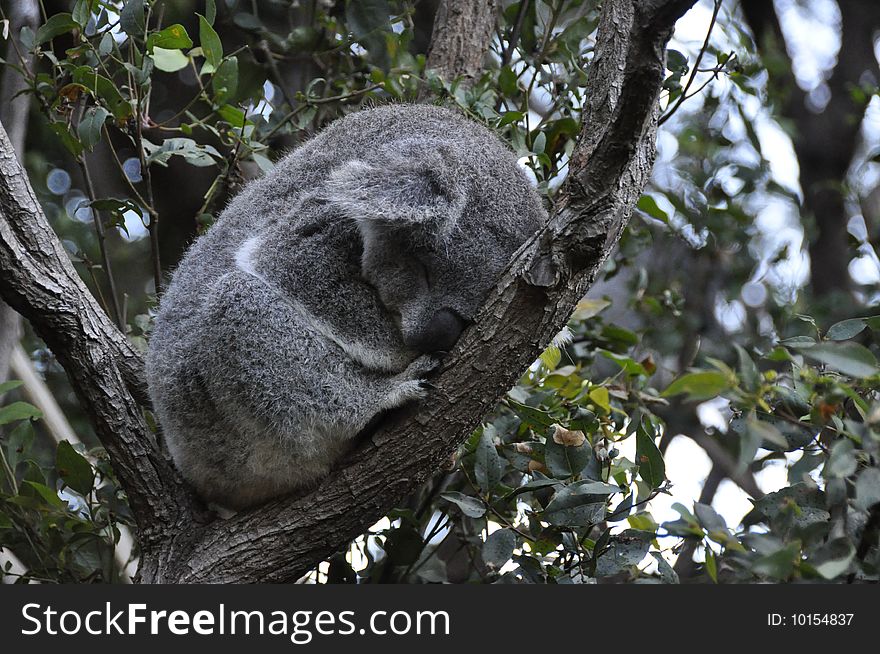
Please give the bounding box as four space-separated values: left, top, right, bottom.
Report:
475 427 503 494
0 401 42 426
56 441 94 497
636 419 665 489
482 529 517 569
440 491 486 518
120 0 146 37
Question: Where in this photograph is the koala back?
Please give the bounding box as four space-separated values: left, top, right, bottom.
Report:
146 103 547 507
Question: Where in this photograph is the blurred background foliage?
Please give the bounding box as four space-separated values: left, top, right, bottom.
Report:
0 0 878 584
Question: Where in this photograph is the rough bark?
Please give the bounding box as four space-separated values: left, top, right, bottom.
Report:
0 0 697 583
0 0 39 387
741 0 880 298
424 0 499 82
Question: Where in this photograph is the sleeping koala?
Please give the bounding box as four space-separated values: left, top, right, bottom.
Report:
146 104 546 508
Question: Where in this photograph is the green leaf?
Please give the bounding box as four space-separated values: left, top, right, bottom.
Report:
752 542 800 580
571 298 610 321
543 499 605 527
0 401 42 426
49 122 84 157
205 0 217 25
98 31 114 56
474 426 503 495
747 417 788 450
482 529 517 569
501 476 560 500
147 24 193 52
636 419 665 489
666 49 689 75
780 335 816 348
35 13 79 44
143 138 221 168
662 371 732 400
607 492 633 522
251 152 275 174
212 57 239 105
543 480 618 527
56 441 94 497
440 491 486 518
662 503 703 538
651 552 679 583
796 342 878 378
734 344 761 392
498 67 518 96
588 386 610 413
506 399 556 429
7 421 34 471
595 529 653 576
216 104 248 127
637 195 668 222
497 110 524 128
694 502 727 533
826 318 870 341
151 47 189 73
598 350 650 377
705 550 718 582
77 106 110 151
0 380 23 395
198 14 223 74
21 480 66 508
538 344 560 370
544 429 593 478
855 468 880 511
72 0 91 28
824 439 857 479
120 0 146 37
345 0 392 41
809 538 855 580
72 66 131 120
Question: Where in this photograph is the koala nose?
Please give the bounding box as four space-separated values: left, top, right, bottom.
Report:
406 309 465 354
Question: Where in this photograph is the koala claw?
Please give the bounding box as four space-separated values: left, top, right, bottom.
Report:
402 354 442 381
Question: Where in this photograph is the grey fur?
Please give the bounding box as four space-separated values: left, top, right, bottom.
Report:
146 104 546 508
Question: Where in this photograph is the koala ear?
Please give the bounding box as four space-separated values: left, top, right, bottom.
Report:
323 141 467 237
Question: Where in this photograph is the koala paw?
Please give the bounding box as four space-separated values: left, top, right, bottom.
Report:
401 354 442 381
385 355 441 407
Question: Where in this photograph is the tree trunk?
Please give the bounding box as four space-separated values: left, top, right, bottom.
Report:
424 0 499 82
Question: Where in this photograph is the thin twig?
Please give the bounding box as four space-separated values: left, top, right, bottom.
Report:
658 0 722 125
130 42 162 293
501 0 530 66
78 155 124 331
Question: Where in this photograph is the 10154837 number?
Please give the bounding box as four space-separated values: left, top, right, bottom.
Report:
768 613 855 627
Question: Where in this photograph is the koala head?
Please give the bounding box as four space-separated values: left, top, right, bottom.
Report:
325 134 542 355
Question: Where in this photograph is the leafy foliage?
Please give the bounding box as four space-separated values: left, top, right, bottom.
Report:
0 387 134 583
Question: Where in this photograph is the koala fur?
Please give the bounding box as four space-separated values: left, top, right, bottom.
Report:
145 104 546 508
